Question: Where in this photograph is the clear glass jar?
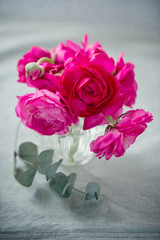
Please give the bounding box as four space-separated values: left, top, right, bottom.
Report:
36 118 105 166
16 119 105 166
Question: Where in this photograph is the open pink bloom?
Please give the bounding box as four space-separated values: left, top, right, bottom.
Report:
83 107 123 130
26 62 63 92
51 34 104 65
15 90 78 135
17 46 51 83
62 52 123 119
90 109 153 160
114 53 138 107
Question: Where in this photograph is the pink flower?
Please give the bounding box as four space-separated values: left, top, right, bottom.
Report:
51 34 103 65
62 52 123 119
15 90 78 135
90 109 153 160
26 62 63 93
17 46 51 83
114 53 138 107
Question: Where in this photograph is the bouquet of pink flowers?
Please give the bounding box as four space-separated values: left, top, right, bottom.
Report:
16 35 152 161
14 35 153 207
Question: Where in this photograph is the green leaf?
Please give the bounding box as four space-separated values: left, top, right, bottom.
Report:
85 182 101 201
19 142 38 165
85 193 95 200
46 159 63 181
14 168 25 182
49 172 68 197
49 172 76 198
19 164 37 187
37 149 54 174
77 194 86 209
65 173 76 196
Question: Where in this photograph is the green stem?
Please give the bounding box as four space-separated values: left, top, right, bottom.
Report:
14 121 34 176
69 137 79 163
73 187 85 195
14 120 21 176
117 111 132 120
58 136 64 158
37 57 55 65
106 116 113 123
14 151 17 176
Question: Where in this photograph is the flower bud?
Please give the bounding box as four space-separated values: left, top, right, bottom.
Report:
25 62 44 80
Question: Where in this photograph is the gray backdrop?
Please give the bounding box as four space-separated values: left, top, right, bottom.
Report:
0 0 160 239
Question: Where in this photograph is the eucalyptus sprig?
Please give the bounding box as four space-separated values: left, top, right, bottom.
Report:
14 142 101 208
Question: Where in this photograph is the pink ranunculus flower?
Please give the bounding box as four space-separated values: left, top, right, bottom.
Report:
114 53 138 107
62 52 124 120
15 90 78 135
51 34 104 65
26 62 64 93
90 109 153 160
17 46 51 83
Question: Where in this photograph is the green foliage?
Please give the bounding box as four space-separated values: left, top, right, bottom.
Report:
85 182 101 200
14 142 38 187
77 182 101 208
77 194 86 209
37 150 54 174
19 164 37 187
49 172 68 197
66 173 76 196
46 159 63 181
19 142 38 165
49 172 77 198
14 141 101 207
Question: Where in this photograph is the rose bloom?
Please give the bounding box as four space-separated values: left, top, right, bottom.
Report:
26 62 63 92
62 52 124 122
15 90 78 135
114 53 138 107
51 34 104 65
17 46 51 83
90 109 153 160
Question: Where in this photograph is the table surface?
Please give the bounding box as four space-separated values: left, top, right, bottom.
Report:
0 1 160 239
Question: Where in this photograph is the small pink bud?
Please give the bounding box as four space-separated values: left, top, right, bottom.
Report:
25 62 44 80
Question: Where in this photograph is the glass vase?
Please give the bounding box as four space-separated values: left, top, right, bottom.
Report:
35 118 105 166
16 119 105 166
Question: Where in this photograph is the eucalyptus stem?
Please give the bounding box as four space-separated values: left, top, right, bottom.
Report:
14 120 21 176
73 187 85 195
14 120 21 153
13 121 101 205
14 150 33 166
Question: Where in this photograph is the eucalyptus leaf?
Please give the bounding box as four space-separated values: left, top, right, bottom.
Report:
77 194 86 209
85 193 95 200
38 149 54 174
49 172 76 198
61 173 77 197
20 164 37 187
46 159 63 181
85 182 101 200
14 168 25 182
66 173 76 196
19 142 38 165
49 172 69 198
61 182 70 197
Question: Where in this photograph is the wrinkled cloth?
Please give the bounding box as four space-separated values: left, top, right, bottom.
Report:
0 1 160 239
